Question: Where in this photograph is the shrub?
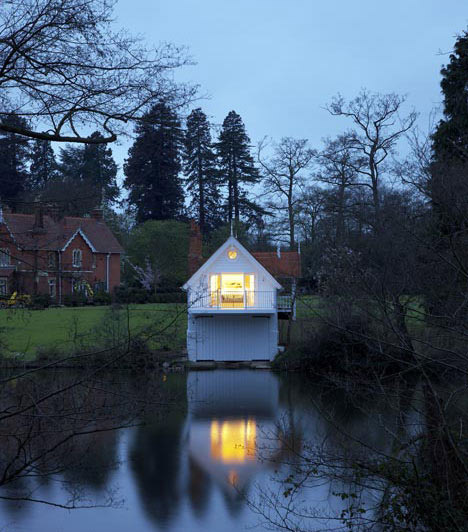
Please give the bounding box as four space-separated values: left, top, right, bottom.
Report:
114 286 186 304
93 291 112 306
274 316 403 375
31 294 51 309
114 286 150 304
63 293 87 307
149 292 186 304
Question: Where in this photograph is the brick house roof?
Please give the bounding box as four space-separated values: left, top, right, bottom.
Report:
252 251 301 278
3 213 123 253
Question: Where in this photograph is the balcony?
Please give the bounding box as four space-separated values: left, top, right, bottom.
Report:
189 290 275 313
188 290 293 315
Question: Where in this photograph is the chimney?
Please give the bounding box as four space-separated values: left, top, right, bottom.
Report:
188 220 203 276
46 203 61 222
33 204 45 232
91 207 103 220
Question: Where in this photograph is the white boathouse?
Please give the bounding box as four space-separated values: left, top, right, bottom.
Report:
183 233 300 362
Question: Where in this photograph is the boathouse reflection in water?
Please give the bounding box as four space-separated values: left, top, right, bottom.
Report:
188 370 280 489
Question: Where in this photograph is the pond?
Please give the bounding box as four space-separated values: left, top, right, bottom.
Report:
0 369 425 531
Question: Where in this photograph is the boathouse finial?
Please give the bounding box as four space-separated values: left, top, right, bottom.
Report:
298 240 301 254
230 219 233 237
277 243 281 259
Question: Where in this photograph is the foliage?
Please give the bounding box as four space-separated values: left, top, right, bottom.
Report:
31 294 51 309
183 108 222 234
216 110 261 223
29 140 58 189
0 114 31 207
36 132 119 216
125 219 189 289
63 293 88 307
432 30 468 161
93 291 112 306
124 103 185 223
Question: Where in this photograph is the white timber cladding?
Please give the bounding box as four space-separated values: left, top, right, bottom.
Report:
183 236 281 361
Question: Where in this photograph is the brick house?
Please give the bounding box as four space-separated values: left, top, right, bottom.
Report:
0 206 123 303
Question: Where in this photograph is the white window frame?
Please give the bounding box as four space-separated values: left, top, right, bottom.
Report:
48 251 56 269
0 278 7 295
48 278 56 298
0 248 10 267
72 249 82 268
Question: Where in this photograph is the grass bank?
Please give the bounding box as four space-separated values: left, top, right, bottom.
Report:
0 303 187 360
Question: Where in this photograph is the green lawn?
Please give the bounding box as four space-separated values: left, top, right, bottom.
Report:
0 304 187 359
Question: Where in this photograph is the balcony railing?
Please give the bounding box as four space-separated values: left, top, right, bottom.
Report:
189 290 276 310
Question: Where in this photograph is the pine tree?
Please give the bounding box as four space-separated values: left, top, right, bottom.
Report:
30 140 58 189
430 31 468 235
124 103 184 223
216 111 260 223
0 114 30 208
183 108 221 234
41 132 119 215
432 31 468 161
82 131 119 206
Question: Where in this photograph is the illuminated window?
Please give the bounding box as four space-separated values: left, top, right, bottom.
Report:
227 248 237 260
209 273 255 307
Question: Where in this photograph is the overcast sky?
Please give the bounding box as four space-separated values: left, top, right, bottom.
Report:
111 0 468 182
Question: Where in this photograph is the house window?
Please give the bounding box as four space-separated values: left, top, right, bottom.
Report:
48 278 56 299
72 249 82 268
209 273 255 308
48 252 56 270
0 278 7 295
227 247 237 260
0 249 10 267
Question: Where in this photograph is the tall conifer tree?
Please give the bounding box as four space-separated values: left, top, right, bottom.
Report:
183 108 221 234
37 132 118 215
124 103 184 223
82 131 119 206
216 111 260 223
432 31 468 161
30 140 58 189
0 114 30 208
430 31 468 235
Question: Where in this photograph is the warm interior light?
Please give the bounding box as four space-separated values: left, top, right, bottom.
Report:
228 248 237 260
221 274 243 291
210 419 256 463
209 273 255 307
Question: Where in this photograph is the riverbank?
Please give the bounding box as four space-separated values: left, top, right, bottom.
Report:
0 303 187 359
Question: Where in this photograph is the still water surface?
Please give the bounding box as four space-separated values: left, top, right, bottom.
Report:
0 369 406 532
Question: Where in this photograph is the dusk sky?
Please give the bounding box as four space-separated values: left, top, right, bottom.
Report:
112 0 468 181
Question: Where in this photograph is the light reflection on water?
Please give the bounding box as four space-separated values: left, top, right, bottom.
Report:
0 369 405 532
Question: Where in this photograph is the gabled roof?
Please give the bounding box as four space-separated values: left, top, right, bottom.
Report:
252 251 301 278
2 213 123 253
183 236 282 290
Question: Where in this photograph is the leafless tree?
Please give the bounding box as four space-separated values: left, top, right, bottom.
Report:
0 0 197 144
327 90 417 232
258 137 316 249
315 135 363 244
